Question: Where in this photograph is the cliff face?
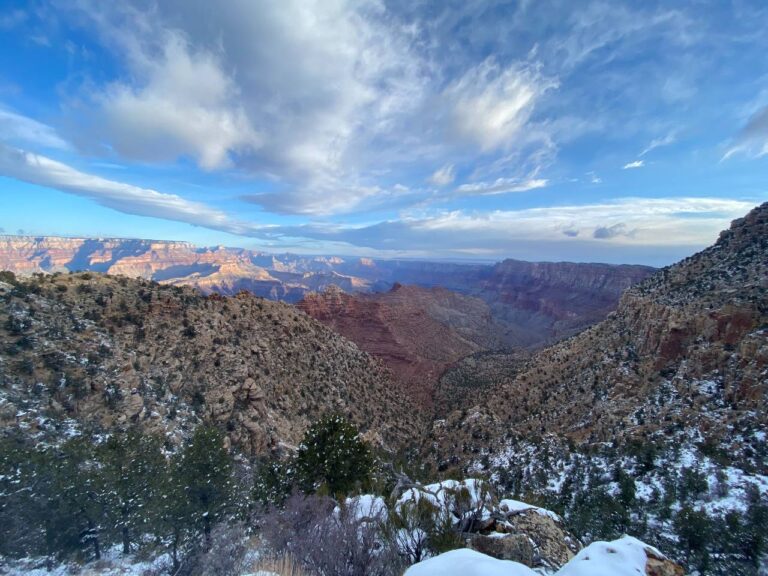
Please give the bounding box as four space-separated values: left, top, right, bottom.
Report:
430 202 768 467
0 273 423 456
475 259 655 344
0 237 654 340
298 284 507 406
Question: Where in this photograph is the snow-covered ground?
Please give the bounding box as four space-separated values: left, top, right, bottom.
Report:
1 546 172 576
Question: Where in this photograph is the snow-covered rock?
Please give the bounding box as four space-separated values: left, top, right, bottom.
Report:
405 536 684 576
499 498 561 522
404 548 538 576
557 536 683 576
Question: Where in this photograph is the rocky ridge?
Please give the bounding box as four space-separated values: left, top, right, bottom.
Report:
0 272 423 456
430 201 768 464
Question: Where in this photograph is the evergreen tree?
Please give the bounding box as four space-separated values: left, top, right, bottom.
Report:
674 506 712 572
43 437 105 561
0 435 48 556
742 484 768 567
158 453 190 573
175 426 233 547
296 414 374 496
253 456 296 507
97 428 165 554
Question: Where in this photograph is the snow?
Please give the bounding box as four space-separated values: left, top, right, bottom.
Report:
405 536 663 576
342 494 388 521
396 478 490 517
556 536 656 576
1 547 173 576
404 548 538 576
499 498 561 522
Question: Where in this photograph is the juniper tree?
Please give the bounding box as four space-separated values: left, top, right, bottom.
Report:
296 414 373 496
175 425 233 547
43 437 105 561
97 428 165 554
0 435 48 557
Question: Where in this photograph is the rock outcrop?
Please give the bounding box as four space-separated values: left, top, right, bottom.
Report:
394 479 580 571
406 536 684 576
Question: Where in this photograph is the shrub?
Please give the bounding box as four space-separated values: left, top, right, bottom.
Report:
259 492 403 576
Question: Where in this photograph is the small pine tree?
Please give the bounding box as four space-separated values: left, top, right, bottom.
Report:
175 426 233 547
295 415 374 497
98 428 165 554
0 435 48 557
253 457 296 507
674 506 712 572
43 437 105 561
742 484 768 567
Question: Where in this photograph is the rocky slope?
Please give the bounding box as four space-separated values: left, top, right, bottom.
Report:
428 200 768 466
430 202 767 462
298 284 507 406
0 272 423 456
425 202 768 572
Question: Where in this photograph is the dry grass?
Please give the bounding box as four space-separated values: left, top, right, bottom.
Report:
249 553 312 576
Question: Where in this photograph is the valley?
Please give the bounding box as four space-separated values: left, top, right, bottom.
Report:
0 203 766 575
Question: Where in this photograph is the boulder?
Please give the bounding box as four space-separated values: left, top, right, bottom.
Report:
502 507 579 569
467 533 535 566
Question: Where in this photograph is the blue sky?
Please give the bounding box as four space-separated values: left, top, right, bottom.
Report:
0 1 767 265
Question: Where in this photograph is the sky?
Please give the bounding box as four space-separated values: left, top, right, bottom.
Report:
0 1 767 266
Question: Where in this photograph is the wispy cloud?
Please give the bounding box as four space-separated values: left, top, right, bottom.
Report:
444 59 558 152
266 197 756 263
0 10 27 30
586 171 602 184
622 160 645 170
722 105 768 160
0 143 260 236
0 107 69 150
639 131 676 157
429 164 455 187
455 177 548 196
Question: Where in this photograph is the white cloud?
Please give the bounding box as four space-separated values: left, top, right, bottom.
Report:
0 107 69 150
76 30 259 170
271 197 757 264
0 143 258 235
639 131 676 157
65 0 434 213
622 160 645 169
429 164 455 186
455 177 547 196
409 198 755 247
444 59 557 152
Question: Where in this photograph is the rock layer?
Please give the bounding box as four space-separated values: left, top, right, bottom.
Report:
298 284 506 406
